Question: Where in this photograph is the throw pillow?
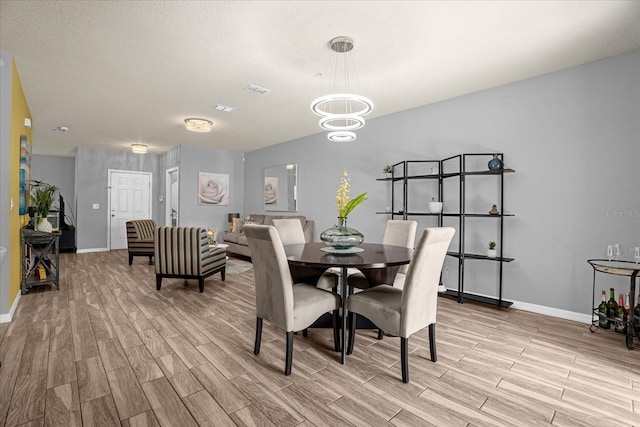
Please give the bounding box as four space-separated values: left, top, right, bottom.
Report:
231 217 242 233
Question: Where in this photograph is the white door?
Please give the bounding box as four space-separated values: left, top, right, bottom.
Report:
109 170 152 250
165 167 179 226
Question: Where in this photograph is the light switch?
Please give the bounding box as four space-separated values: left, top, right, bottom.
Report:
159 195 164 202
92 203 99 209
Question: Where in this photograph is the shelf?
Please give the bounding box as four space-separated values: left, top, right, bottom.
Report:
442 213 515 218
440 290 513 307
441 168 516 178
447 251 515 262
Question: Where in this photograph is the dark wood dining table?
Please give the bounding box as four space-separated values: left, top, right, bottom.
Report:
283 242 412 364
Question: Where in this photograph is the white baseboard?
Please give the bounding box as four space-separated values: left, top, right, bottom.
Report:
0 292 21 323
510 300 592 324
76 247 109 254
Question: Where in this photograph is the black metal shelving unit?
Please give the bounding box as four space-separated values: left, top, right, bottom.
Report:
377 153 515 308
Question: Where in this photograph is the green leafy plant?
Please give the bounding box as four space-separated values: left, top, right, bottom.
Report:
30 180 58 218
489 241 496 250
335 170 367 218
383 165 394 174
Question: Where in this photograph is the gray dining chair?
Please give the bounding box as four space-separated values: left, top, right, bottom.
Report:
244 224 341 375
347 219 417 342
347 227 455 383
272 218 306 245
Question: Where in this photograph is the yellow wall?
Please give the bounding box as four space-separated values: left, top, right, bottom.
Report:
9 59 31 307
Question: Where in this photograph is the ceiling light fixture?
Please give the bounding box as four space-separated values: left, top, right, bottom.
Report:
311 36 374 142
131 143 147 154
184 118 213 132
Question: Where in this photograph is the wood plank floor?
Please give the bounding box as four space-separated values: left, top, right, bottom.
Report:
1 250 639 426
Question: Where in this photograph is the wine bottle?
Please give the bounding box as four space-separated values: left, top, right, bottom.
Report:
623 293 630 335
607 288 618 328
634 291 640 337
615 293 625 334
598 290 609 329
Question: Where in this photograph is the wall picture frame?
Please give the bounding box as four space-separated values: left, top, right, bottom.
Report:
198 172 229 205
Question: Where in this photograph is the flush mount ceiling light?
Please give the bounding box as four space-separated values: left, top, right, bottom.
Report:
311 36 374 142
131 143 147 154
184 118 213 132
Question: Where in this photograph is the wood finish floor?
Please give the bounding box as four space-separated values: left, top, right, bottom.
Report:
0 250 639 426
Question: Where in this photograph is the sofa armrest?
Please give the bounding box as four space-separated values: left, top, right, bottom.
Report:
303 220 314 243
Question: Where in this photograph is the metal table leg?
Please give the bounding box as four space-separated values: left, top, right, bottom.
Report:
341 266 348 364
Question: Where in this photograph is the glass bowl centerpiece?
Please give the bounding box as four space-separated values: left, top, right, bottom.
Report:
320 170 367 250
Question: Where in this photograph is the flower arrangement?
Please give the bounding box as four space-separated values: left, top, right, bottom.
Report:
383 165 394 174
207 227 218 245
335 170 367 218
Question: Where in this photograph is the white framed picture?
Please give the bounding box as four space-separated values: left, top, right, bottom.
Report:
198 172 229 205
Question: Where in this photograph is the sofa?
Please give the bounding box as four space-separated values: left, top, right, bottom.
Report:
223 214 314 257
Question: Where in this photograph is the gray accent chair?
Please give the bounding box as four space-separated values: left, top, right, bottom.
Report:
244 224 341 376
347 227 455 383
154 226 226 293
126 219 157 265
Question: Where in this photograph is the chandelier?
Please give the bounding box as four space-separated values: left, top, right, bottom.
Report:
311 36 374 142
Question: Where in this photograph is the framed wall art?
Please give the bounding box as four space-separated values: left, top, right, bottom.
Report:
198 172 229 205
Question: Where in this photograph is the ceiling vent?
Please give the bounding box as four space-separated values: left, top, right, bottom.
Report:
244 83 271 95
214 104 236 112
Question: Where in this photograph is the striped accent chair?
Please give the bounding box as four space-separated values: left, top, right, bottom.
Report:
126 219 157 265
154 226 226 293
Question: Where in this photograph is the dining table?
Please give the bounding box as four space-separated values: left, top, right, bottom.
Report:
283 242 413 364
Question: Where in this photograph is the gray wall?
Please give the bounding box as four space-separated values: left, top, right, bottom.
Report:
75 147 160 250
71 145 244 251
31 155 75 225
244 50 640 315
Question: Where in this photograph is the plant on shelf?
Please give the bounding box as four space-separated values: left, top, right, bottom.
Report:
383 165 394 174
487 241 497 258
30 180 59 232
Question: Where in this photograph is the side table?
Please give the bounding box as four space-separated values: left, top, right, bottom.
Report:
21 229 60 294
588 259 640 349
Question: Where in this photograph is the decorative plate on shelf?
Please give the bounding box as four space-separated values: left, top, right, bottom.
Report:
320 246 365 254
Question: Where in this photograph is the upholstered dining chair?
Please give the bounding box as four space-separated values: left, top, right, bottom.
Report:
348 219 417 290
154 226 226 293
347 227 455 383
244 224 341 376
272 218 306 245
126 219 157 265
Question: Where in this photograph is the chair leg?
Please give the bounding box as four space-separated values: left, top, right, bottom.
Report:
285 331 294 376
254 317 263 355
347 312 356 355
377 329 384 340
128 254 133 265
332 309 341 352
428 323 437 362
302 328 308 337
401 337 409 383
156 275 162 291
221 267 226 281
198 278 204 293
148 255 153 265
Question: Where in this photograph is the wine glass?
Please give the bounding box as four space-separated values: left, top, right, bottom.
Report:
606 244 613 262
632 246 640 264
613 244 623 261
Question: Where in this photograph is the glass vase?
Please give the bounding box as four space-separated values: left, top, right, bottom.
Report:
488 154 504 171
320 217 364 249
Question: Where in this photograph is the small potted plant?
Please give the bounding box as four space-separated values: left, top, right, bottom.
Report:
30 180 58 232
487 241 497 258
428 196 443 214
383 165 394 177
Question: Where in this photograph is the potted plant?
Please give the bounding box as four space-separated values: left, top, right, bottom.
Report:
30 180 58 232
428 196 443 213
383 165 394 177
487 241 497 258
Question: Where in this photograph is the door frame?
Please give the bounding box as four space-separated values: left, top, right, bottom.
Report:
107 169 153 250
165 167 179 226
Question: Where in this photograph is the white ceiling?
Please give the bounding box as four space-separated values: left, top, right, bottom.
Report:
1 1 639 158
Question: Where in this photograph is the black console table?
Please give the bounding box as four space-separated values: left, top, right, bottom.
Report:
21 229 60 294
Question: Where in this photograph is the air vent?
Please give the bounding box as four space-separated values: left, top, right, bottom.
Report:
244 83 271 95
214 104 236 112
